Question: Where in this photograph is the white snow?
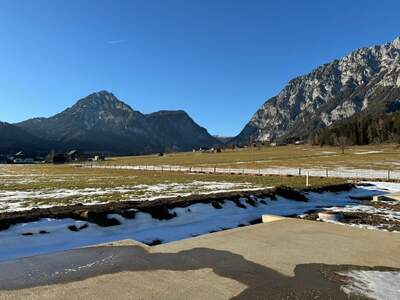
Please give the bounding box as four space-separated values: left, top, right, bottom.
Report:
316 181 400 231
0 181 261 212
0 185 379 261
340 270 400 300
362 181 400 192
0 182 398 262
91 165 400 180
354 151 383 155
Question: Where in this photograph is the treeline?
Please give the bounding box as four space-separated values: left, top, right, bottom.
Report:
309 111 400 146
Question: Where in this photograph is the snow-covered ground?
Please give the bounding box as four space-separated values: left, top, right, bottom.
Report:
354 151 383 155
0 182 399 262
341 270 400 300
317 182 400 231
89 164 400 180
0 181 262 212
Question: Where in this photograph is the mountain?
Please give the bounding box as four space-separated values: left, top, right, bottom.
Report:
234 36 400 144
0 122 53 154
145 110 218 151
15 91 219 154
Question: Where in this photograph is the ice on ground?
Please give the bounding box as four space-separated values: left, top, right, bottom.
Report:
340 270 400 300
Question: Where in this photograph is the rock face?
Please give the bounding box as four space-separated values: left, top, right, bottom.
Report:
234 37 400 144
15 91 219 154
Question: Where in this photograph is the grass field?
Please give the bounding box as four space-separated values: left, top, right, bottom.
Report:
2 144 398 212
105 144 400 171
0 164 344 212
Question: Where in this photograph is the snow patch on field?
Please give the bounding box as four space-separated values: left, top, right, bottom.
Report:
354 151 383 155
341 270 400 300
362 181 400 192
315 181 400 231
0 181 261 212
326 204 400 222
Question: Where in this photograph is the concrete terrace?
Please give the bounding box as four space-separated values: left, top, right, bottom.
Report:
0 217 399 299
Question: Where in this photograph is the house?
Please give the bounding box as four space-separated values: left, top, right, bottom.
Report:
93 155 105 162
66 150 85 162
12 151 35 164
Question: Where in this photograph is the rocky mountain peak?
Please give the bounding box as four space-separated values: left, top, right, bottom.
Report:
234 37 400 144
392 36 400 49
72 90 134 113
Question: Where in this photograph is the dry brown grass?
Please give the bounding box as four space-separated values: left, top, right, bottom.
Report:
104 144 400 170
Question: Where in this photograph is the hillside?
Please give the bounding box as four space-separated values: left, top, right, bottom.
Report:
234 36 400 144
0 122 53 154
13 91 219 154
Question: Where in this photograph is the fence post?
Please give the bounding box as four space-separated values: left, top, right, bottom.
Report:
299 168 301 176
388 169 391 181
326 168 328 178
306 172 309 187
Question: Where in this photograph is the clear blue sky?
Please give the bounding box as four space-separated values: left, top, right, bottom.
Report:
0 0 399 136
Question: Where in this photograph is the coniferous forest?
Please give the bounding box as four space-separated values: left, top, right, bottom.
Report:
309 111 400 147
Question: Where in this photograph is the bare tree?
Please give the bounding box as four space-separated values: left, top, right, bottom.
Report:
334 135 348 154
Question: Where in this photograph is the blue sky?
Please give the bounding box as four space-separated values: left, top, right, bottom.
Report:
0 0 399 136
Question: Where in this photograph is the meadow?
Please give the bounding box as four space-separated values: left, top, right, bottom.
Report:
0 163 344 212
105 144 400 171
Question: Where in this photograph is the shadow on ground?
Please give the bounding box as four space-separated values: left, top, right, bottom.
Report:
0 245 397 299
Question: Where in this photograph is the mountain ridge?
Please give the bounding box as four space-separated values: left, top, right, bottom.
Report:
233 36 400 144
10 91 219 155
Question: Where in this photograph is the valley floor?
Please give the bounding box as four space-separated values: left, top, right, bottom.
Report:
0 164 342 212
105 144 400 172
